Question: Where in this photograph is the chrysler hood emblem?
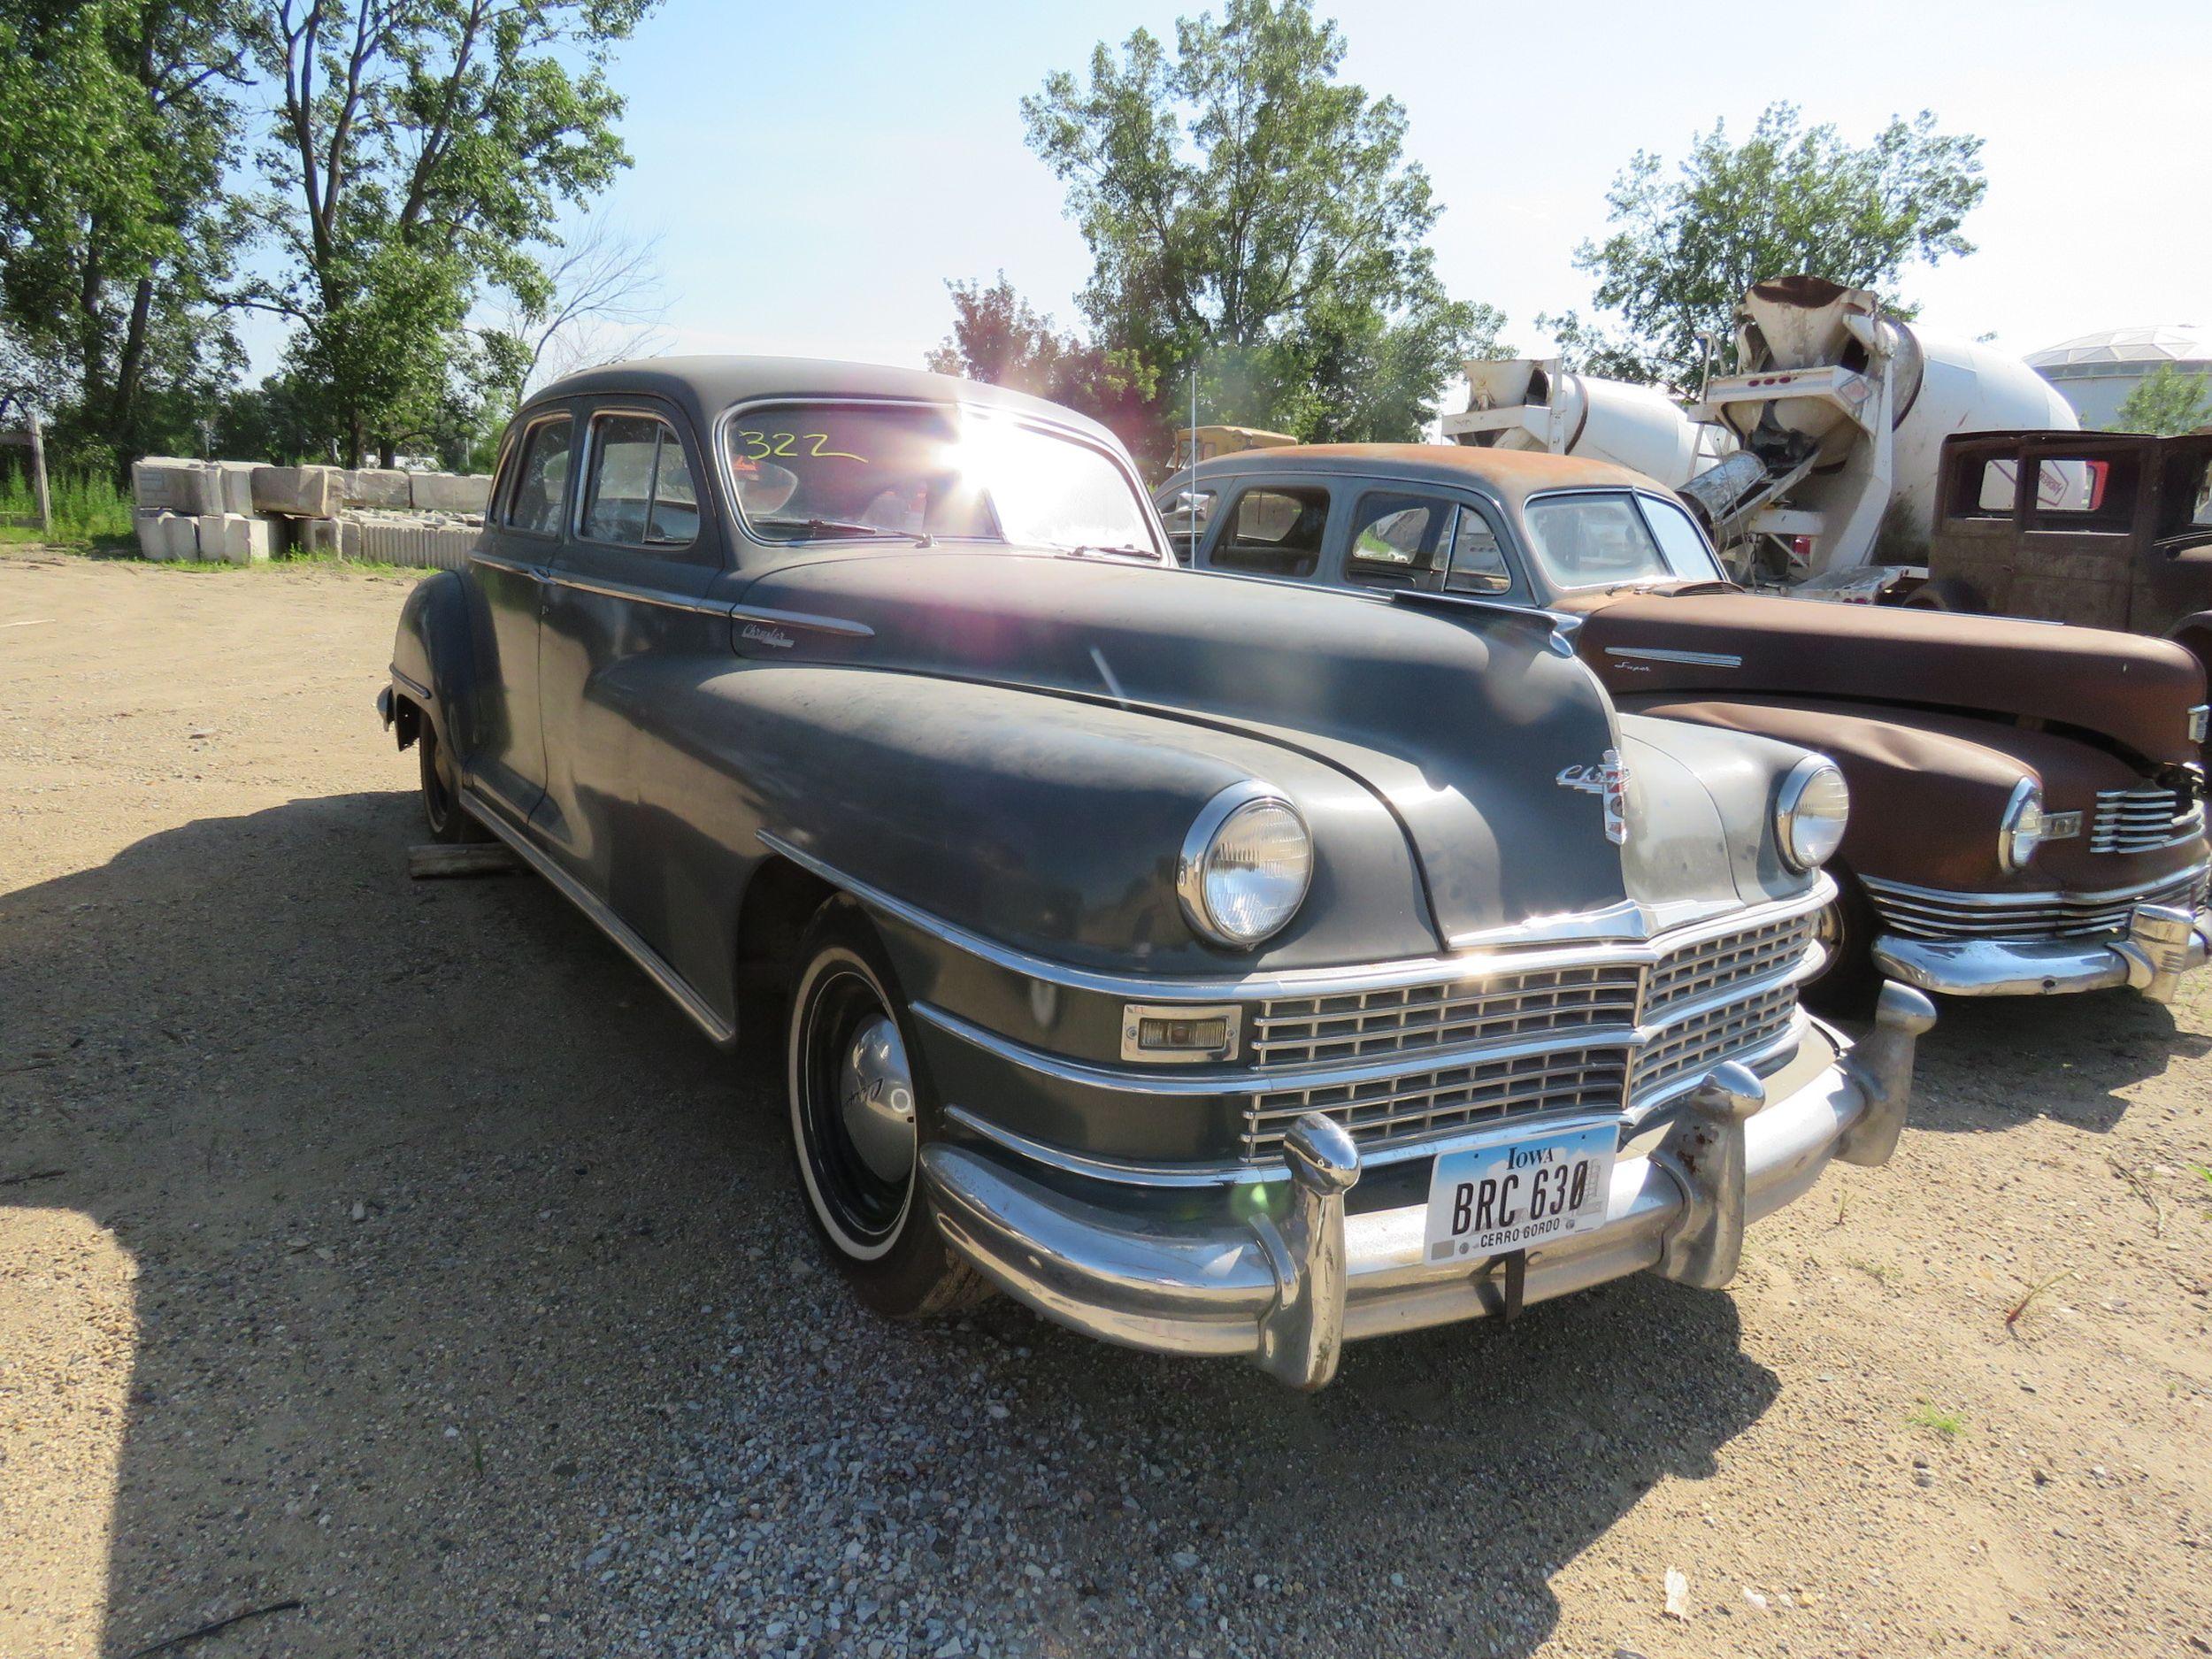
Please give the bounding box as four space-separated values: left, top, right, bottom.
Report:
1557 749 1631 845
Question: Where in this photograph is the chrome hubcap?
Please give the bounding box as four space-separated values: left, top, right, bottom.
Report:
838 1014 917 1185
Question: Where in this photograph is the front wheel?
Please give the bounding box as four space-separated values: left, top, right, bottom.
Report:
1801 864 1880 1018
786 899 990 1318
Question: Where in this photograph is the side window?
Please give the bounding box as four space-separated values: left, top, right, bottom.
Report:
1634 495 1727 580
1345 492 1456 588
1444 510 1511 594
506 416 573 537
1215 486 1327 578
581 412 700 548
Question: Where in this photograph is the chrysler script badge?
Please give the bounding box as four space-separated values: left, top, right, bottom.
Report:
1557 749 1631 845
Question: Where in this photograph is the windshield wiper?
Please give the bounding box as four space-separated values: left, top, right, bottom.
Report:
756 517 933 546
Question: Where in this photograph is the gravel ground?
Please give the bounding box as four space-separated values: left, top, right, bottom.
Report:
3 550 2209 1659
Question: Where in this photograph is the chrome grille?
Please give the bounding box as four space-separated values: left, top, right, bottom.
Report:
1244 1047 1630 1160
1645 911 1817 1019
1629 983 1799 1101
1240 907 1823 1157
1249 964 1640 1066
2089 785 2202 855
1864 869 2208 941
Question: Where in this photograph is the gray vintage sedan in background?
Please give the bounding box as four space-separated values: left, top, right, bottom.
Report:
378 357 1932 1388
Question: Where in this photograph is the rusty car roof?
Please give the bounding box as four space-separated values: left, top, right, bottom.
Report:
1177 442 1662 507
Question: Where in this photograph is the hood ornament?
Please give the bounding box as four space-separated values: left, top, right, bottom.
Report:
1557 749 1631 844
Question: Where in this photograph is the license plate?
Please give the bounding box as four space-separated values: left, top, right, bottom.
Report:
1424 1123 1617 1263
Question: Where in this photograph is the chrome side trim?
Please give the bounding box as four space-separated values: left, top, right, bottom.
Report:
1604 646 1743 669
469 550 548 581
457 786 735 1046
728 603 877 640
543 569 738 619
389 663 433 702
1863 859 2211 912
761 827 1835 1002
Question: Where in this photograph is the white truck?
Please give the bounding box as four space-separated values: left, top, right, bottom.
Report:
1442 275 2078 595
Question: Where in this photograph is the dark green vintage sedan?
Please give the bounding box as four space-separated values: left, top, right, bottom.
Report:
378 357 1932 1388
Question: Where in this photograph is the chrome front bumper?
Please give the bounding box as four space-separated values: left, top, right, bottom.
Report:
924 983 1936 1390
1874 903 2212 1002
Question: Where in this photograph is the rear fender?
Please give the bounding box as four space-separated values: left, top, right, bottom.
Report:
388 570 475 754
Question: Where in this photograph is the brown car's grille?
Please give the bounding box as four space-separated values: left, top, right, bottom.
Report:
1865 869 2208 941
1248 964 1641 1067
2089 785 2202 855
1243 1047 1630 1161
1240 910 1819 1158
1628 983 1800 1101
1644 911 1818 1020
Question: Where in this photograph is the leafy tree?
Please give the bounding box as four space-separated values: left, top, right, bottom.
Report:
1543 103 1985 392
0 0 249 472
924 273 1156 453
1021 0 1499 457
2110 363 2212 437
245 0 655 465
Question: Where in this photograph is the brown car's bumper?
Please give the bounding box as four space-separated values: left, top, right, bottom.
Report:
1865 864 2212 1001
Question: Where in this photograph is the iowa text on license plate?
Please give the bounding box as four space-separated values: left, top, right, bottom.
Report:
1424 1123 1617 1263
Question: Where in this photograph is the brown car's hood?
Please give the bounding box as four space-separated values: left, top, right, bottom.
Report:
1567 589 2205 765
737 549 1642 945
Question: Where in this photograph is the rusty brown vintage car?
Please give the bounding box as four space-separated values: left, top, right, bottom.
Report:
1909 429 2212 664
1160 443 2212 1013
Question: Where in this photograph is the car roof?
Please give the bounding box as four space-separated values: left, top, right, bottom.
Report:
520 355 1125 452
1174 442 1661 509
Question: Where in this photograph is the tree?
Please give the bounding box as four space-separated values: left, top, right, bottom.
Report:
494 214 668 399
1020 0 1498 455
245 0 656 465
1542 104 1986 392
0 0 249 472
2110 364 2212 437
924 273 1156 453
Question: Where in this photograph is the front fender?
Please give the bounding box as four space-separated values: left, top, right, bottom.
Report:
1616 713 1821 910
710 665 1437 978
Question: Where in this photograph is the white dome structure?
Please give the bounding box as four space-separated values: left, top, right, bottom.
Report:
2026 325 2211 429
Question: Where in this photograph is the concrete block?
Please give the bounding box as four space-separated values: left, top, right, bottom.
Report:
194 512 271 566
132 458 200 513
211 460 257 515
251 465 343 518
344 468 411 509
409 472 494 513
159 512 200 561
296 517 340 555
134 511 166 561
338 516 364 560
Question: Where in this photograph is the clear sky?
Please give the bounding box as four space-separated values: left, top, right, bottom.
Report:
250 0 2212 380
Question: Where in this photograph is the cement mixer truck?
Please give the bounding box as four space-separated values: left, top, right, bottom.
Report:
1441 275 2078 595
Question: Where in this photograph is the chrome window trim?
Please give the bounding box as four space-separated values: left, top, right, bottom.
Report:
501 411 576 541
712 394 1170 564
1861 858 2210 911
760 827 1834 1001
574 403 704 555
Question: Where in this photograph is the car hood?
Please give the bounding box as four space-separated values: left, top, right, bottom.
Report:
1566 589 2205 765
736 549 1649 946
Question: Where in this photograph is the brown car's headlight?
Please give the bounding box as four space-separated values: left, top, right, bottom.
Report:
1776 757 1850 872
1178 784 1312 947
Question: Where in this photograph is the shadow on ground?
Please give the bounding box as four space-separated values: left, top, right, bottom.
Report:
4 793 1778 1657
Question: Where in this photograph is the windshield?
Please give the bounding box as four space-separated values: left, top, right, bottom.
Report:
723 401 1161 557
1521 491 1725 589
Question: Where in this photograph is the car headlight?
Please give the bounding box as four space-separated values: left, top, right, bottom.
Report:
1776 757 1849 872
1999 778 2047 872
1178 785 1313 947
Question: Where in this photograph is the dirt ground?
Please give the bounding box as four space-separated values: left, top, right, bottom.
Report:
3 551 2208 1659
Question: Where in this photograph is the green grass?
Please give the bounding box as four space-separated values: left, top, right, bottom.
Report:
0 468 134 543
1907 1403 1965 1439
